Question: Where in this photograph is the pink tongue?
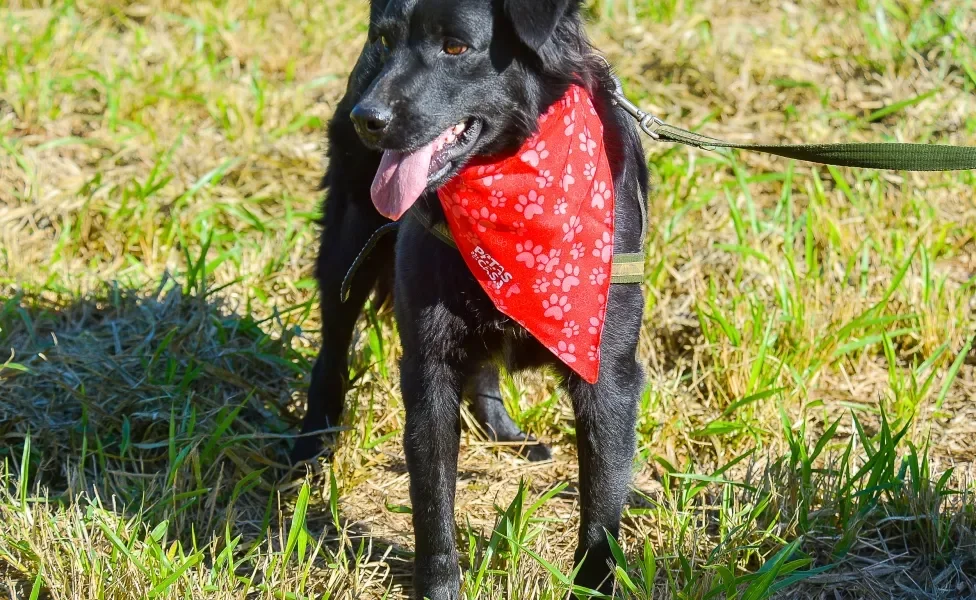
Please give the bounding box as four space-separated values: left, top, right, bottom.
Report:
370 142 436 221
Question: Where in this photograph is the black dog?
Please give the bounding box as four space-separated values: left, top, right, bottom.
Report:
299 0 648 597
292 6 556 467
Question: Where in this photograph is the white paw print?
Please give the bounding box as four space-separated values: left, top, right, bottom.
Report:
450 196 469 219
592 231 612 264
563 112 576 136
562 320 580 338
515 240 544 268
533 276 550 294
537 249 561 273
513 220 527 236
591 180 610 209
579 127 596 156
515 190 545 220
554 198 568 215
535 169 554 188
542 294 572 320
520 138 549 167
476 165 503 187
562 215 583 242
588 345 599 362
570 241 585 259
553 263 581 292
471 207 497 232
561 164 575 192
588 316 602 335
556 340 577 363
583 162 596 180
589 267 607 286
604 210 612 226
489 190 506 208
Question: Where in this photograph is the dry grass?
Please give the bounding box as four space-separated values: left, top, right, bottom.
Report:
2 0 976 598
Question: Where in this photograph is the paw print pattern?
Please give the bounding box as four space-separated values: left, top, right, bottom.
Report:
520 138 549 167
556 341 577 363
561 164 575 192
535 169 554 189
588 316 601 335
553 263 581 292
579 126 596 156
513 220 527 236
587 345 599 362
542 294 572 320
450 194 470 219
470 207 497 233
563 112 576 136
434 84 614 384
476 165 503 187
489 190 506 208
515 190 545 220
591 181 610 209
537 249 561 274
592 232 612 264
562 215 583 242
515 240 544 268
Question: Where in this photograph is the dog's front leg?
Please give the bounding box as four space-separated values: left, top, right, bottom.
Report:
565 284 644 596
400 305 468 600
293 200 391 464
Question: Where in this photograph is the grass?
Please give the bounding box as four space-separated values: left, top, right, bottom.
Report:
2 0 976 598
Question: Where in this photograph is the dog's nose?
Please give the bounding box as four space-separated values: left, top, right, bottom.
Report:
350 103 392 138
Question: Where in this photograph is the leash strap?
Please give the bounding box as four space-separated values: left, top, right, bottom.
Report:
342 75 976 300
609 86 976 172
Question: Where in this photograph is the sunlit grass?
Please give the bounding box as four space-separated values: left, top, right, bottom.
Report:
2 0 975 598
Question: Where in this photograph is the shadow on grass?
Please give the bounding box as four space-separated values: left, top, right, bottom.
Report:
0 279 412 598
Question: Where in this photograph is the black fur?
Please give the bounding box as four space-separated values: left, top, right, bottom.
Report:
292 2 553 465
298 1 649 597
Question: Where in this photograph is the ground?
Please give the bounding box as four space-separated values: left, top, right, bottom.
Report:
1 0 976 598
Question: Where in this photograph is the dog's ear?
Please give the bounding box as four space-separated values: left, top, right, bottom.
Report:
503 0 575 53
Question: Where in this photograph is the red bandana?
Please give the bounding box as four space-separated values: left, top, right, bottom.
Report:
437 85 614 383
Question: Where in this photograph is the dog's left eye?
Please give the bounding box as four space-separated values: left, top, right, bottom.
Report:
443 40 469 56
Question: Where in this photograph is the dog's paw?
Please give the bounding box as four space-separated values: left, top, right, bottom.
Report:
289 435 333 467
517 437 553 462
413 553 461 600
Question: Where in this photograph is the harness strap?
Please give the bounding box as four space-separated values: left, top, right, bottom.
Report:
341 211 645 301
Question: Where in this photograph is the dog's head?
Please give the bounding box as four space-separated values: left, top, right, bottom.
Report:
356 0 591 220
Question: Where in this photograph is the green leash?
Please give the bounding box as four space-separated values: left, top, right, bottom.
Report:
609 84 976 172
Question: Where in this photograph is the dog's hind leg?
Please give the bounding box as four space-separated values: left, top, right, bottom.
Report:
564 284 644 596
467 363 551 462
292 201 392 464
